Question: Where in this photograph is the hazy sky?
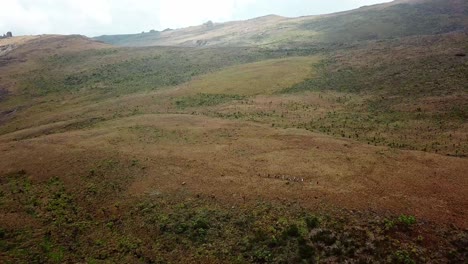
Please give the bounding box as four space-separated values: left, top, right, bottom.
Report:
1 0 392 37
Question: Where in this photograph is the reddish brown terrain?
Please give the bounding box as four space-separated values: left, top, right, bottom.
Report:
0 0 467 263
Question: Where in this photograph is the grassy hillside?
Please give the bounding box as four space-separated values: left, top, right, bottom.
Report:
301 0 468 43
1 1 467 262
94 0 468 47
8 46 320 99
95 31 161 46
182 57 319 96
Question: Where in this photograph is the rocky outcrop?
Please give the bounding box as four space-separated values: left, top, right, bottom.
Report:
1 32 13 39
203 21 214 29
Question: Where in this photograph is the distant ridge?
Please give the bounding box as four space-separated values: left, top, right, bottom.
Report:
93 0 467 47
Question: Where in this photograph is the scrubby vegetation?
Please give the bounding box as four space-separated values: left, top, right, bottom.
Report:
183 34 467 156
302 0 468 42
175 94 246 109
0 0 467 262
1 170 466 263
18 47 315 97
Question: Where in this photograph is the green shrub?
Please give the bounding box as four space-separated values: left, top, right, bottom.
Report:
311 229 336 246
252 246 273 262
392 250 415 264
284 224 300 237
384 215 416 231
298 243 315 260
118 237 140 253
305 215 320 229
398 215 416 227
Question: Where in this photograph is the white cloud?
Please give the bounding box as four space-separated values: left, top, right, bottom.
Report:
159 0 228 28
0 1 49 35
0 0 392 37
68 0 113 25
157 0 260 29
0 0 114 36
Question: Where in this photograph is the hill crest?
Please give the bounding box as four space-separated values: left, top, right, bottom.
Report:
94 0 467 47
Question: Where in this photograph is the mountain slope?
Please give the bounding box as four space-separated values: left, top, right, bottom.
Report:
1 1 467 263
0 35 110 95
94 0 468 47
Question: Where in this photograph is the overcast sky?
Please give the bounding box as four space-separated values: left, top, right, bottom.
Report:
1 0 392 37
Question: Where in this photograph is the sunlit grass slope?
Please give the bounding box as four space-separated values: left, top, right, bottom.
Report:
184 57 319 96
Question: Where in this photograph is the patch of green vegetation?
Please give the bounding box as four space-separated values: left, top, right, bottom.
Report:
41 235 65 263
94 31 161 46
392 250 416 264
127 126 201 144
284 60 364 93
17 46 317 98
0 157 148 262
449 106 468 121
398 215 417 227
118 236 141 253
0 170 466 263
275 40 468 156
305 215 321 229
384 215 417 231
175 93 245 109
202 94 467 156
284 52 467 97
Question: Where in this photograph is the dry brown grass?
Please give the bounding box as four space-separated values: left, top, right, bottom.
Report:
1 113 466 228
0 35 40 47
0 31 467 262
